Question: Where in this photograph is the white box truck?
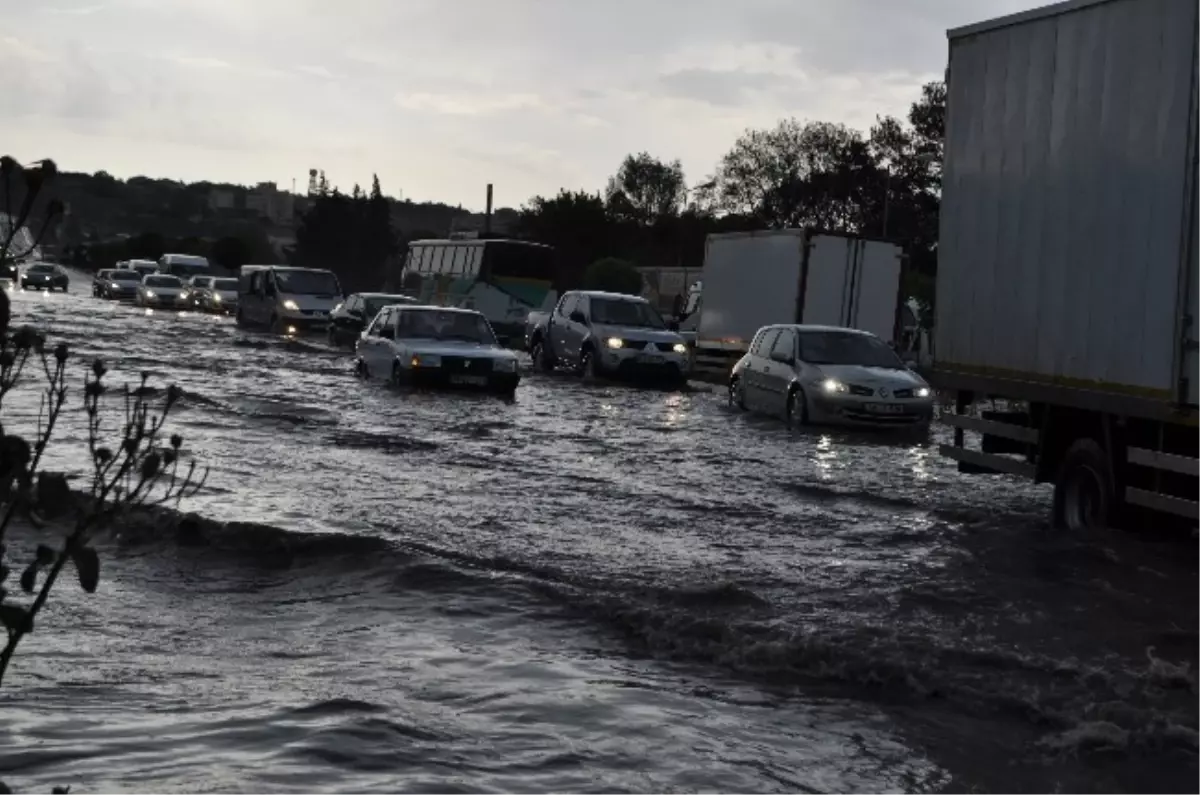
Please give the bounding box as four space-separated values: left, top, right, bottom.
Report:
933 0 1198 529
690 230 909 378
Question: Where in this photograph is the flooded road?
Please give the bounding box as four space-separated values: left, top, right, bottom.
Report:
0 274 1196 793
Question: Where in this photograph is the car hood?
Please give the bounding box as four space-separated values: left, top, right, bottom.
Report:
813 363 927 388
405 341 517 360
144 287 183 297
214 289 238 300
593 324 685 347
110 281 139 289
25 272 57 279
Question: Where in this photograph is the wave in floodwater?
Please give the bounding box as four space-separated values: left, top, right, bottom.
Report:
0 277 1194 794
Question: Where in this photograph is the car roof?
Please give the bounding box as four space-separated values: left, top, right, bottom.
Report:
388 304 480 315
765 324 876 336
357 292 418 300
573 290 648 302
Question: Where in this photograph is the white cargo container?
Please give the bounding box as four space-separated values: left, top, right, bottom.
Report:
934 0 1198 529
692 230 906 377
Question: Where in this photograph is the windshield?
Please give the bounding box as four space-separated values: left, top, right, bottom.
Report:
112 271 142 281
590 297 665 329
28 265 55 273
798 331 905 368
395 310 497 345
364 295 415 317
145 276 182 288
213 278 238 290
191 277 213 288
274 269 340 296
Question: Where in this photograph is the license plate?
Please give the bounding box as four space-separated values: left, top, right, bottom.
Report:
864 402 906 414
449 375 487 386
635 354 661 364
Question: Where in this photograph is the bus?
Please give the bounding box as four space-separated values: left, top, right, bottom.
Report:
400 238 556 346
158 253 211 279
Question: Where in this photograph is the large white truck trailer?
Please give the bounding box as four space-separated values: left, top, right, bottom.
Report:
933 0 1198 529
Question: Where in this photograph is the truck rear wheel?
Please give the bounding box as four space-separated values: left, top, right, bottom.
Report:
530 338 552 372
1053 438 1116 531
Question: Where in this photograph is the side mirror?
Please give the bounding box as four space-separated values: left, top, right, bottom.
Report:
569 310 587 324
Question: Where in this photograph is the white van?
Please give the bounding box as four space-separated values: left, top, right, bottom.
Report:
235 264 343 333
117 259 160 278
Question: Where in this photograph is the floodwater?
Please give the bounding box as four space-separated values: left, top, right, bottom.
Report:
0 273 1195 794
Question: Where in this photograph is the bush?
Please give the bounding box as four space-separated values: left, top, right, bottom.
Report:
1 155 207 794
582 257 644 296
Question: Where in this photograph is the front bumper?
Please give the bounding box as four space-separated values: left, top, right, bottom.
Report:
402 365 520 394
141 294 189 308
279 312 331 331
600 347 691 381
807 393 934 427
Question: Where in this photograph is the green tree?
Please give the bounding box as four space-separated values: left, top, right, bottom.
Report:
515 190 614 289
582 257 643 296
605 153 687 225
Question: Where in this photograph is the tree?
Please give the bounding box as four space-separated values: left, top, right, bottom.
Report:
582 257 643 296
605 153 687 225
291 173 396 292
515 190 613 289
708 119 868 228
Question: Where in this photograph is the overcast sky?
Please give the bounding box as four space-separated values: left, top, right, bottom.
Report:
2 0 1034 210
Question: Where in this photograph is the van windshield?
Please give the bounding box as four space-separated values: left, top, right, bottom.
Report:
213 278 238 290
274 269 341 296
797 331 904 369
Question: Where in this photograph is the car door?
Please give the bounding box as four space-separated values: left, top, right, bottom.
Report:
564 294 590 365
761 328 797 417
744 328 778 411
362 308 391 374
548 293 575 358
244 272 263 323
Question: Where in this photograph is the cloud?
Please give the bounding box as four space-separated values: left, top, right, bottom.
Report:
2 0 1033 207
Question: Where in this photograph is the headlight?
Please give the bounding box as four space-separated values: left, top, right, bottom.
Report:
282 299 300 311
821 378 848 394
672 343 688 354
144 290 156 298
606 337 623 349
493 358 517 372
915 386 931 398
213 294 222 302
110 282 119 288
411 353 441 368
180 290 190 299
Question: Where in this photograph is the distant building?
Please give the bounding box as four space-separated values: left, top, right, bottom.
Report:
208 182 296 226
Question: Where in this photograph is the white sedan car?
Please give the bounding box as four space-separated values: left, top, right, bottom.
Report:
729 324 934 431
136 274 188 308
356 305 521 398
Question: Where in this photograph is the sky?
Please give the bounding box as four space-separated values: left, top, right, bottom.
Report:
1 0 1035 210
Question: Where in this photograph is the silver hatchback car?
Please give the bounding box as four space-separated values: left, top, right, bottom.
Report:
729 324 934 431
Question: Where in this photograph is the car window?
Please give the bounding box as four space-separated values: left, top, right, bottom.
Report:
557 294 576 317
345 295 359 314
750 328 770 355
770 329 795 361
755 329 780 358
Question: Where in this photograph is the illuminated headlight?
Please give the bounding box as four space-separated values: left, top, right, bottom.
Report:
110 282 120 288
915 386 931 398
144 290 156 298
212 294 222 302
672 343 687 354
282 299 300 311
411 353 441 368
605 337 624 349
493 358 517 372
821 378 848 394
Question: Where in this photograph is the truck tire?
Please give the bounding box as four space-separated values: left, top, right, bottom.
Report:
1052 438 1116 531
530 338 552 372
580 344 601 381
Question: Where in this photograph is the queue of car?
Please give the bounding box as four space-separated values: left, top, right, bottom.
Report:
76 256 935 429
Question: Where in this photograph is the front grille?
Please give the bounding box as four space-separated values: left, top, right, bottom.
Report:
441 356 494 374
621 340 648 351
847 384 874 397
892 388 914 399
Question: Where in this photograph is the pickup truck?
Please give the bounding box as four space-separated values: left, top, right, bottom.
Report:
524 290 692 386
